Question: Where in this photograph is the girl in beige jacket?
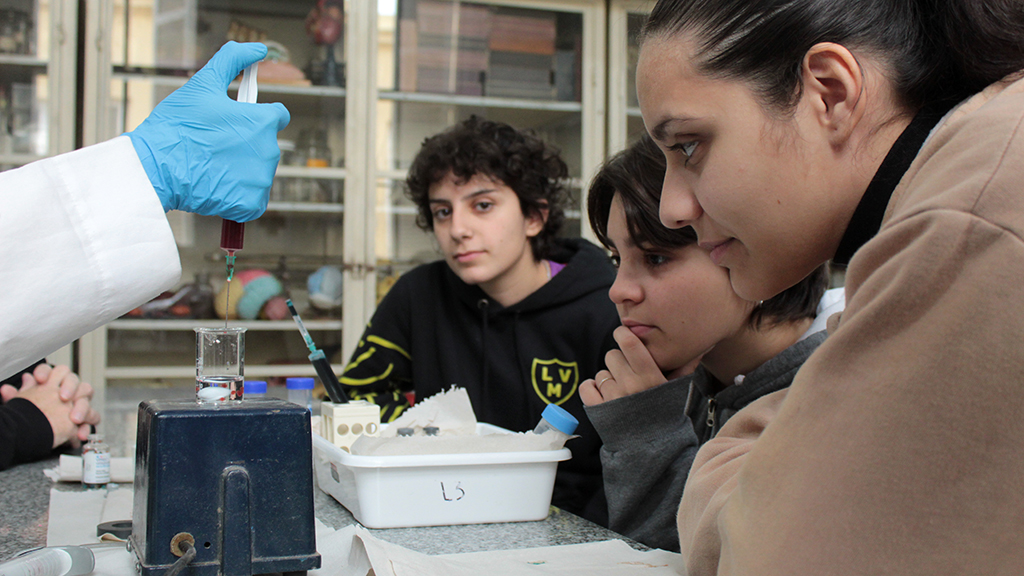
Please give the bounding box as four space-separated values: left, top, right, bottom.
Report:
635 0 1024 574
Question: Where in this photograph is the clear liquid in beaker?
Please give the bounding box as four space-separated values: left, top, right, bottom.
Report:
196 375 244 403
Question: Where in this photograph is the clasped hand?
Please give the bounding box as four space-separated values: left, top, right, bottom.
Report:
0 364 100 448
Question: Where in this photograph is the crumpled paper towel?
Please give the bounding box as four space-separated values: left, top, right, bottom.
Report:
349 387 571 456
43 454 135 483
313 524 685 576
381 386 478 437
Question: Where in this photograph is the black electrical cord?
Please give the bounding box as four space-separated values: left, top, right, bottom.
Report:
163 540 195 576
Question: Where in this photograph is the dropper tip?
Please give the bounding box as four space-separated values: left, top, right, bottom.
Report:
286 299 299 316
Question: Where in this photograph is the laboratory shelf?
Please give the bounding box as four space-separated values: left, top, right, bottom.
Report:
379 202 579 220
375 169 408 181
378 90 583 112
104 363 344 380
377 169 584 191
107 319 343 331
0 54 48 67
111 70 347 99
276 165 347 179
381 205 418 216
267 201 345 214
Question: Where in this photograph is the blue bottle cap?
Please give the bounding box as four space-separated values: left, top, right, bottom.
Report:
541 404 578 435
245 380 267 395
286 377 315 390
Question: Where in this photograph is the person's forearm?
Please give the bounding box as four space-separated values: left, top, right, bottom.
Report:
587 378 694 551
0 138 181 380
0 399 55 470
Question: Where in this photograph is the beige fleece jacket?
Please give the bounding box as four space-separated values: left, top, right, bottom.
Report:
677 74 1024 575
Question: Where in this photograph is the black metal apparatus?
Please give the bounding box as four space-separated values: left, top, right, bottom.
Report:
130 399 321 576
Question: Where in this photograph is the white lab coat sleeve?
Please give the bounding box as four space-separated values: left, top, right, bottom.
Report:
0 136 181 380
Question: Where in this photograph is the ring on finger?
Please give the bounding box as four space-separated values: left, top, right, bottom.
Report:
598 376 613 387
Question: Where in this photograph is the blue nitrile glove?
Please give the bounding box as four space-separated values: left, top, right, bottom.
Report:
126 41 291 222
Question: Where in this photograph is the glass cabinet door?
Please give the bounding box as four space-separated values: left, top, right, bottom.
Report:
0 0 77 166
608 0 650 155
78 0 350 403
0 0 77 368
370 0 605 302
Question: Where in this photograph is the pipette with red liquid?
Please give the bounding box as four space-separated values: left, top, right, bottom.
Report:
221 62 260 324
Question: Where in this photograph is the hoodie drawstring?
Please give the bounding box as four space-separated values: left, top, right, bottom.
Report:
477 298 490 391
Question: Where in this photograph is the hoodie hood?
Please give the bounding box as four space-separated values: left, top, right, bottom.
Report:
443 237 616 315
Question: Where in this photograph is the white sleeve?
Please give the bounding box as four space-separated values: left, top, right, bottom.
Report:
0 136 181 379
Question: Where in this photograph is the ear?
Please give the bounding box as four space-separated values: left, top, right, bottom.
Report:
800 42 866 145
525 201 549 238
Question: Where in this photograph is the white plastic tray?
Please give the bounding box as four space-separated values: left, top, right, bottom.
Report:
312 423 571 528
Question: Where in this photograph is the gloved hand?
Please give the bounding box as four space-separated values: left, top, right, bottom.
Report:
127 41 291 222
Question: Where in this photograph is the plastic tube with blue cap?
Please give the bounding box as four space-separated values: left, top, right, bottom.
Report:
533 404 578 448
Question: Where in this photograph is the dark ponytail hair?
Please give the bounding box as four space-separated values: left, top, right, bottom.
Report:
588 136 829 330
642 0 1024 113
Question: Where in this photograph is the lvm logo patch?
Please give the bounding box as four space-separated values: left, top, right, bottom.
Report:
531 358 579 405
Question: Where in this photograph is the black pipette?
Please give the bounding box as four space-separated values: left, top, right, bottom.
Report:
286 299 348 403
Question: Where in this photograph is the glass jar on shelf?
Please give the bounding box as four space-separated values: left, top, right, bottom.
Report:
294 128 332 202
0 9 33 55
272 139 296 202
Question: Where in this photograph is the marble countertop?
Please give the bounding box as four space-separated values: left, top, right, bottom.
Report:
1 382 642 564
0 455 641 563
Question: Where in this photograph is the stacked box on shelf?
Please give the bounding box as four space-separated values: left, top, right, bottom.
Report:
485 7 556 100
397 0 419 91
454 3 491 96
397 0 491 96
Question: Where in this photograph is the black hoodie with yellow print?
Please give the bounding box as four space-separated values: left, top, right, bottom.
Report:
341 237 619 525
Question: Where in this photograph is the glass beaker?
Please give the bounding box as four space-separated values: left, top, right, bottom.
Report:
195 327 246 403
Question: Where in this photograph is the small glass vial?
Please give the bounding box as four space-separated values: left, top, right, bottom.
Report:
245 380 268 399
286 377 315 412
533 404 579 448
82 434 111 489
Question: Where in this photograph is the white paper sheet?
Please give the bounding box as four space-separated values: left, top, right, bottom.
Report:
47 488 685 576
43 455 134 483
46 484 132 546
311 525 685 576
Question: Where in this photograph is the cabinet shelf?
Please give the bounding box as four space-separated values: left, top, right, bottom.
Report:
105 363 343 380
112 70 347 99
0 54 47 67
379 90 582 112
375 169 584 190
275 165 346 179
267 201 345 214
108 319 342 331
